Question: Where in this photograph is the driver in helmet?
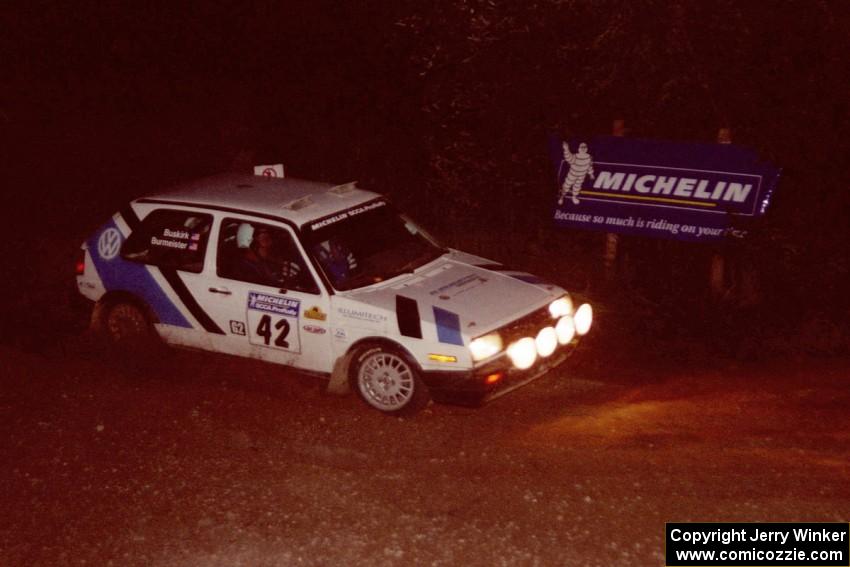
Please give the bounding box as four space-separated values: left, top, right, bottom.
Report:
236 223 300 286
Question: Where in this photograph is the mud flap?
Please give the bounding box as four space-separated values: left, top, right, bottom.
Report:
90 300 108 333
327 351 354 395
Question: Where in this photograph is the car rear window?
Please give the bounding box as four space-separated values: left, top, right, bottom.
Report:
121 209 212 273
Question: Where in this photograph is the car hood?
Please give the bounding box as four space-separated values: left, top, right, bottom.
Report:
339 252 564 340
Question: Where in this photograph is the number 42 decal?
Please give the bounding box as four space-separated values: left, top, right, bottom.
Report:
246 310 301 353
256 314 290 348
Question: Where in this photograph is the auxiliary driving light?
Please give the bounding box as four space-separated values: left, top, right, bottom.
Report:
574 303 593 335
507 337 537 370
548 296 573 318
555 316 576 344
535 327 558 357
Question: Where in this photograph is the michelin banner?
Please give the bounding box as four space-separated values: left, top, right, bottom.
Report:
549 136 781 242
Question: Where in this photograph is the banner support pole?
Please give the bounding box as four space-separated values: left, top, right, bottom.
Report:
710 127 733 299
604 119 626 281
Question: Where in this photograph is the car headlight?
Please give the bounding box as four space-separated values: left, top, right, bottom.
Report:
548 295 573 318
574 303 593 335
469 333 503 362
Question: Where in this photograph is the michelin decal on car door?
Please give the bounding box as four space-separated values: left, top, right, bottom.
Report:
246 291 301 353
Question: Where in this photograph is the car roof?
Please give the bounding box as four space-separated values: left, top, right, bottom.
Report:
140 173 382 228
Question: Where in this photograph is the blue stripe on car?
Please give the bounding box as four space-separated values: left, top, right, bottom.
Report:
433 306 464 346
87 218 192 328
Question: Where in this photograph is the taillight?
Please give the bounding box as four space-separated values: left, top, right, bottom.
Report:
75 249 86 276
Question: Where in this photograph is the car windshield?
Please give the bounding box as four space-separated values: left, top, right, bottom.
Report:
303 200 445 291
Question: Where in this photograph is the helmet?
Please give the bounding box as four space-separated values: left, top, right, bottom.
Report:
236 223 254 248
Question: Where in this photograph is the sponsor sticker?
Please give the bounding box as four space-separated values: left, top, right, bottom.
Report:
308 200 387 231
248 292 300 317
304 306 327 321
337 307 386 323
303 325 327 335
429 274 487 298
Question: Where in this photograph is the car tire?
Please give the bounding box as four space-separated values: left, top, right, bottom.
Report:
105 301 151 344
100 299 167 361
350 345 430 416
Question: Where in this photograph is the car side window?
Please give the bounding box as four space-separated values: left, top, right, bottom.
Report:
217 218 319 294
121 209 212 273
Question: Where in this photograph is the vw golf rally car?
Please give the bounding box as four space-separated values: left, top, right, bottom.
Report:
76 173 592 415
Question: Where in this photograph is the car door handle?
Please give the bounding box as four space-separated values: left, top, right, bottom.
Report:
208 287 232 295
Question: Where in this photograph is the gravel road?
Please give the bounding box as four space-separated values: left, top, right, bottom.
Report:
2 337 848 566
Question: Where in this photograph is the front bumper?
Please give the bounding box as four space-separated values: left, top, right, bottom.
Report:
420 343 577 407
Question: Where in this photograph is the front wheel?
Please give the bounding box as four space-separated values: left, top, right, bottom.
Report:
351 346 430 416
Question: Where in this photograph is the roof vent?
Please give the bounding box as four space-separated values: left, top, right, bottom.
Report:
328 182 357 196
284 196 314 211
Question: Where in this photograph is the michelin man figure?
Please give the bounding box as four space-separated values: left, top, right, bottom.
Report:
558 141 595 205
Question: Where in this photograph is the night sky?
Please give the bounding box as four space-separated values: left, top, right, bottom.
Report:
4 1 850 349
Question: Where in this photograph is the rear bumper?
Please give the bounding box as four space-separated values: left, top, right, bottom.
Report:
420 343 576 407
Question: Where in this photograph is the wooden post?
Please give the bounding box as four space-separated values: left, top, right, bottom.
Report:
709 253 725 298
710 127 732 298
604 119 625 281
603 232 618 281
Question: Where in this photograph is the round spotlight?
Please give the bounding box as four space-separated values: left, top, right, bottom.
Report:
574 303 593 335
555 316 576 344
535 327 558 358
548 296 573 318
506 337 537 370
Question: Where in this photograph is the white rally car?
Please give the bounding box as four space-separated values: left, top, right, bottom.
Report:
76 173 592 415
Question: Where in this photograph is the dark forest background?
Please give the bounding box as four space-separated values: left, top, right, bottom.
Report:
4 1 849 358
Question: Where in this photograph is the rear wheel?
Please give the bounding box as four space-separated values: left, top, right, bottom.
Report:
105 302 150 344
99 300 165 368
351 346 430 416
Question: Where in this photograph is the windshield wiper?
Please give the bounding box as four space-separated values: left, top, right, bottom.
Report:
338 271 382 291
382 247 444 281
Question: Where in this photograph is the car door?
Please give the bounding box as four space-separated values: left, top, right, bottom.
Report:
188 216 334 373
